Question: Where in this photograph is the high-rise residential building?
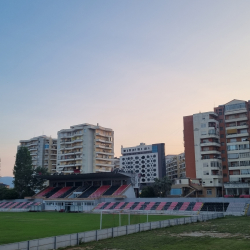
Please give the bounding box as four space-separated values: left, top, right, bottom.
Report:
184 111 223 197
19 136 57 172
119 143 166 187
57 123 114 174
183 99 250 197
166 153 186 181
214 99 250 196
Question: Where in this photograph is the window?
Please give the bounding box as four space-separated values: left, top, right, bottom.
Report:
203 155 210 159
241 169 250 175
228 153 239 159
240 161 250 166
221 150 225 154
203 171 209 175
239 144 250 150
240 129 248 134
223 165 226 169
223 173 227 177
225 103 246 111
219 119 223 123
220 134 224 138
208 129 216 135
207 189 212 195
221 142 225 146
203 147 209 151
201 124 206 128
220 127 223 131
222 158 225 161
227 145 238 151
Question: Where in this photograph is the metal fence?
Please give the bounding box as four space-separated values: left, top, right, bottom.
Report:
0 213 224 250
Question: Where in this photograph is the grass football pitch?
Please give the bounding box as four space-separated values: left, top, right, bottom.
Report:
0 212 183 245
63 216 250 250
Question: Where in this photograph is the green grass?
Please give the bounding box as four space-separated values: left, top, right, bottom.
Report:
64 216 250 250
0 212 182 245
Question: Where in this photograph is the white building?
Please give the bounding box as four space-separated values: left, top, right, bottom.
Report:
19 136 57 172
192 112 223 187
119 143 166 186
57 123 114 174
166 153 186 181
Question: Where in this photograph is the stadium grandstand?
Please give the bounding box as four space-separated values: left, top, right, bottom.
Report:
0 172 250 216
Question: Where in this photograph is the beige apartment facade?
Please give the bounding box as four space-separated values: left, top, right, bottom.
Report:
57 123 114 174
19 135 57 172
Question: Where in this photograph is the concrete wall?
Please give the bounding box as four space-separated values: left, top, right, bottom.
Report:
0 213 224 250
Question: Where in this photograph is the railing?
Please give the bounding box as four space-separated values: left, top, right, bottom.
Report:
226 115 247 120
239 152 250 158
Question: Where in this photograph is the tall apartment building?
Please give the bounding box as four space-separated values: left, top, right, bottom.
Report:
166 153 186 181
183 99 250 197
184 111 223 197
119 143 166 187
214 99 250 196
19 136 57 172
57 123 114 174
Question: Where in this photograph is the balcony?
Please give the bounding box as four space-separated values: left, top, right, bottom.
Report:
96 157 111 161
200 142 220 147
59 158 77 162
60 140 72 144
71 139 83 143
61 145 83 150
225 116 248 123
200 133 220 139
226 132 249 138
60 163 75 167
96 144 112 149
95 168 112 172
96 133 111 138
96 139 112 144
226 124 248 131
75 162 83 166
224 182 250 188
96 163 114 167
201 150 221 155
96 151 113 156
29 147 38 151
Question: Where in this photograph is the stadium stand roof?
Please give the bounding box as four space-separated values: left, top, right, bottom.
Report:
37 172 132 181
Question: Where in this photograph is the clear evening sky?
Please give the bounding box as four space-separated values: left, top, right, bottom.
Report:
1 1 250 176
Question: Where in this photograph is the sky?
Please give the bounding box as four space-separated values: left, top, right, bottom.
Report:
1 1 250 177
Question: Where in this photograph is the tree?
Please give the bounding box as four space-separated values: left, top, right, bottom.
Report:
31 166 49 192
0 187 19 200
153 176 172 197
13 147 49 198
13 147 33 198
140 186 156 198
